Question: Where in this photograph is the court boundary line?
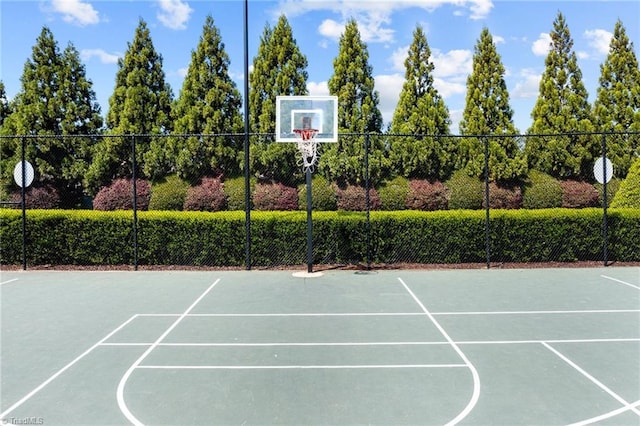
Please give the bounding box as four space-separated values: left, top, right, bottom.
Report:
116 278 221 426
398 277 481 426
0 314 140 419
137 364 467 370
601 275 640 291
0 278 18 286
542 342 640 418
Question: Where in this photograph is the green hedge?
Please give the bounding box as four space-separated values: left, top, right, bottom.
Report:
1 208 638 267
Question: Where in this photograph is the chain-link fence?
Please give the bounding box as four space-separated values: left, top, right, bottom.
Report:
1 131 638 269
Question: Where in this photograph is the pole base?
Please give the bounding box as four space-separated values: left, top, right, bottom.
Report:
292 271 324 278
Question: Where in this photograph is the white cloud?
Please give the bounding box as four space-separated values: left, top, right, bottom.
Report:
512 68 541 99
432 49 473 78
584 28 612 56
277 0 493 44
532 33 551 56
493 35 505 44
307 81 330 96
80 49 120 64
577 51 590 60
390 45 409 72
318 19 344 39
374 73 405 126
433 77 466 98
50 0 99 26
156 0 192 30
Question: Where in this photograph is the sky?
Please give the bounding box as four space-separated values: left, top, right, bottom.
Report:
1 0 639 134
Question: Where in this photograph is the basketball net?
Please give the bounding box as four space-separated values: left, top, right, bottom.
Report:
293 128 319 172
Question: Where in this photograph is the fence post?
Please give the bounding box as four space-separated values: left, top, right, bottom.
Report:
483 135 491 269
131 135 138 271
21 136 27 271
365 133 371 270
243 0 251 271
602 132 608 267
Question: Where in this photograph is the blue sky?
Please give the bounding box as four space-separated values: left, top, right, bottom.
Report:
1 0 639 133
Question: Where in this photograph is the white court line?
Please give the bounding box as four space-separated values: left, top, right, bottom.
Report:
601 275 640 291
0 314 140 419
0 278 18 286
116 279 221 426
137 364 466 370
398 278 480 426
135 308 640 318
569 399 640 425
98 337 640 347
542 342 640 417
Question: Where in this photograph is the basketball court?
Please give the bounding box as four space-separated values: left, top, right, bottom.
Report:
1 267 638 425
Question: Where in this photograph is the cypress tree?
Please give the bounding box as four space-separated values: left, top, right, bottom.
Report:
248 15 308 184
593 20 640 178
389 25 453 181
0 28 102 205
0 81 10 127
169 15 244 182
525 12 595 180
86 19 173 193
322 19 385 186
459 27 526 183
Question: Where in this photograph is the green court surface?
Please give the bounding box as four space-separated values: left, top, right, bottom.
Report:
1 268 639 425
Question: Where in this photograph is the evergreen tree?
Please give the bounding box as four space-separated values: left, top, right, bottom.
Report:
593 20 640 178
0 81 10 127
86 19 173 193
248 15 308 184
459 28 526 183
0 28 102 205
525 12 595 180
389 25 453 181
322 19 385 186
168 15 244 182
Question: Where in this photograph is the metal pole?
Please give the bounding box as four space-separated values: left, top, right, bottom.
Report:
21 137 27 271
602 132 608 267
306 167 313 273
365 133 371 270
484 136 491 269
243 0 251 270
132 135 138 271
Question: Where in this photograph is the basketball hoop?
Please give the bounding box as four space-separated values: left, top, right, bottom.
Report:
293 128 319 172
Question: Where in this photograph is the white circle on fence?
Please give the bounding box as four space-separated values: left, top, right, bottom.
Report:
593 157 613 184
13 160 34 188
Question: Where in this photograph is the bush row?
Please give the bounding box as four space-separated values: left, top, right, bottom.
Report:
1 208 638 266
69 171 619 212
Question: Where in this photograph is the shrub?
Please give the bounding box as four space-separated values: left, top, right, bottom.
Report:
224 176 255 210
594 178 620 207
406 180 449 210
378 177 409 210
183 177 227 211
93 179 150 211
611 157 640 208
149 175 189 211
297 175 337 210
335 184 381 211
483 182 522 209
253 182 298 211
522 170 562 209
11 185 60 209
446 171 483 210
560 180 600 208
